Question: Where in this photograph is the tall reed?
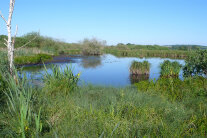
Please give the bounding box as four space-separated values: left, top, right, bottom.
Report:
130 61 150 75
1 70 42 137
43 65 80 95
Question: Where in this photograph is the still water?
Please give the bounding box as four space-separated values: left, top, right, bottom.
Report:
22 54 185 87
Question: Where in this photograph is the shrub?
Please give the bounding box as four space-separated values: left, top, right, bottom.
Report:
160 60 182 78
130 61 150 75
183 50 207 77
81 38 106 56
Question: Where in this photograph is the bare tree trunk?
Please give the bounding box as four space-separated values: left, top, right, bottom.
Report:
7 25 14 75
1 0 36 77
7 0 15 75
0 0 15 75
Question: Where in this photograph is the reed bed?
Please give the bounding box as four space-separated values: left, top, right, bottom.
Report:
130 61 150 75
104 48 191 59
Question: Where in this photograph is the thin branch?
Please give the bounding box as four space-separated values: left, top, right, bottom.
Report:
12 25 18 45
15 35 37 50
4 38 8 43
0 11 7 24
4 43 8 47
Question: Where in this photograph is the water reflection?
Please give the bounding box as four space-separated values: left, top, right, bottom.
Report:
130 74 149 84
21 54 185 87
80 56 102 69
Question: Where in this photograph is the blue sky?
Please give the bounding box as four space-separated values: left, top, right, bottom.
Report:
0 0 207 45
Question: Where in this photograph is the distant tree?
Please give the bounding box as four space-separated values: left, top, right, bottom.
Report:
81 38 106 55
117 43 124 46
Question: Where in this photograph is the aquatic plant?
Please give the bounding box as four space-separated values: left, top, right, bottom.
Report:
43 65 80 95
14 53 53 65
130 61 150 75
160 60 182 78
104 46 190 59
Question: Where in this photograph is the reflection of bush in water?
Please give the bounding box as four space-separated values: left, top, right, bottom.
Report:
130 74 149 84
80 57 102 69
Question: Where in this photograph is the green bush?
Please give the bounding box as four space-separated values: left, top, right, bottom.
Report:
81 38 105 56
183 50 207 77
160 60 182 78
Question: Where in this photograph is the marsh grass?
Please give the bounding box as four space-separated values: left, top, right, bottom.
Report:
14 53 53 65
1 67 207 137
130 61 150 75
135 77 207 136
43 65 80 95
36 83 207 137
160 60 182 78
104 48 190 59
0 70 42 138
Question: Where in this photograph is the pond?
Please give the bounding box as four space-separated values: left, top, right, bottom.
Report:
22 54 185 87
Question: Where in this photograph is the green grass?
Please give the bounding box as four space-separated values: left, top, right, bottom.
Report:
0 70 42 137
43 65 80 95
160 60 182 78
130 61 150 75
14 53 53 65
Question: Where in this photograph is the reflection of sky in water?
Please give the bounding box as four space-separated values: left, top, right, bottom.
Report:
21 54 185 87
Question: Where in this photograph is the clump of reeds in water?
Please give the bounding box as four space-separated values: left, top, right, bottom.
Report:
130 61 150 75
160 60 182 78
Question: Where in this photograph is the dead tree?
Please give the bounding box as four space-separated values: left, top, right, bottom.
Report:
0 0 37 76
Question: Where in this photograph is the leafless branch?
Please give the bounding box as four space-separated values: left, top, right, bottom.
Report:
15 35 37 50
0 11 7 24
12 25 18 46
4 43 8 47
4 38 8 43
